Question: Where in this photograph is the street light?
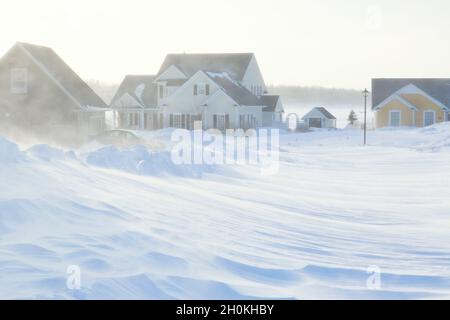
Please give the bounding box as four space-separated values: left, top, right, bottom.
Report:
363 88 369 145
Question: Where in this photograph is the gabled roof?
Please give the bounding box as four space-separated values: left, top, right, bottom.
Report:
261 95 281 112
206 71 261 106
16 42 107 108
372 78 450 110
156 53 254 81
110 75 157 108
302 107 336 120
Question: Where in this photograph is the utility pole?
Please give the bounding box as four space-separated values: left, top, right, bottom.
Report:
363 88 369 145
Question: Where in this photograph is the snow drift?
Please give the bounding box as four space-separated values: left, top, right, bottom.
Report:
1 124 450 299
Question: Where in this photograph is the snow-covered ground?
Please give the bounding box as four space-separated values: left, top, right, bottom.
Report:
1 124 450 299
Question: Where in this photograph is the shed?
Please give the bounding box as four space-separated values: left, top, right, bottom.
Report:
302 107 336 129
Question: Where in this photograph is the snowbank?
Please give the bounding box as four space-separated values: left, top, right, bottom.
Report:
2 127 450 299
0 136 24 163
84 145 222 177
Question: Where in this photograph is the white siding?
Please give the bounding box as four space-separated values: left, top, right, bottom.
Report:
241 55 266 95
156 65 187 81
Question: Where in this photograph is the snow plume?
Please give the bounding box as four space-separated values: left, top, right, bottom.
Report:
134 83 146 105
2 125 450 299
84 145 222 177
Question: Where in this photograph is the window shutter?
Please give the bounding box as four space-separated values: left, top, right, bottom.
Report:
194 85 198 96
186 114 191 130
225 114 230 129
169 114 173 127
213 115 217 129
205 84 210 96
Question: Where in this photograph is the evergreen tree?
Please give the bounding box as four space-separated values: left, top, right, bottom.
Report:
348 110 358 125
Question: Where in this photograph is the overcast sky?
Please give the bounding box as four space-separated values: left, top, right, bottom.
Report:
1 0 449 89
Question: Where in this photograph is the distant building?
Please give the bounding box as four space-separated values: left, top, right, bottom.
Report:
372 79 450 128
302 107 337 129
0 42 108 143
111 53 284 131
110 75 161 130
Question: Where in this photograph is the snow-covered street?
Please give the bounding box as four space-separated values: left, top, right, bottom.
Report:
1 124 450 299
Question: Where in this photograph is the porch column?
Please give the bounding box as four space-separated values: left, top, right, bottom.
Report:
140 109 145 130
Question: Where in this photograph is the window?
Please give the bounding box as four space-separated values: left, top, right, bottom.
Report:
389 110 401 127
173 113 184 128
198 84 205 95
424 110 436 127
194 83 209 96
159 85 164 99
10 68 28 94
213 114 227 130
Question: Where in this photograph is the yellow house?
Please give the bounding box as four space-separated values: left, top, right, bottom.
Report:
372 79 450 128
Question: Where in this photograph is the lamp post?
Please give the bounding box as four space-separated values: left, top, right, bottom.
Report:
363 88 369 145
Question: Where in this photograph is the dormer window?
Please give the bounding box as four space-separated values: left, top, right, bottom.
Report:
10 68 28 94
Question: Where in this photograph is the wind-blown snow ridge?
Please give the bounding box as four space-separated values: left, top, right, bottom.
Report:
1 123 450 299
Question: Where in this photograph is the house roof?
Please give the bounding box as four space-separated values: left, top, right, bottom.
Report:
372 78 450 110
16 42 107 108
156 53 254 81
261 95 281 112
206 72 261 106
110 75 158 108
302 107 336 120
165 78 188 86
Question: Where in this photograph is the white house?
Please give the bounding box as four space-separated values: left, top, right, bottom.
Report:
111 53 284 131
110 75 161 130
261 95 284 127
302 107 337 129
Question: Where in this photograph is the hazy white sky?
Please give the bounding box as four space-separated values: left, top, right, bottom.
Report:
1 0 450 89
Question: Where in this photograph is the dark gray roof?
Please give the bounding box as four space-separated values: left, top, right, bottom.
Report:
156 53 254 81
206 72 261 106
18 42 107 108
372 78 450 110
110 75 157 108
261 95 281 112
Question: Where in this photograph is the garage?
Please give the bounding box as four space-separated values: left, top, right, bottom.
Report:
302 107 337 129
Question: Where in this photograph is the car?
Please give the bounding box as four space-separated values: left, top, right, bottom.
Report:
94 129 145 147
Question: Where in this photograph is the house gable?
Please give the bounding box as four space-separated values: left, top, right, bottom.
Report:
162 70 221 114
111 75 157 108
155 65 187 82
373 84 448 112
372 78 450 110
204 88 239 107
302 108 336 120
111 92 143 109
16 42 107 108
241 54 266 93
0 43 81 116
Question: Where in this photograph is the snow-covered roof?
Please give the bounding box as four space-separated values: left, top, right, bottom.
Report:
14 42 107 109
156 53 254 81
206 71 261 106
110 75 158 108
